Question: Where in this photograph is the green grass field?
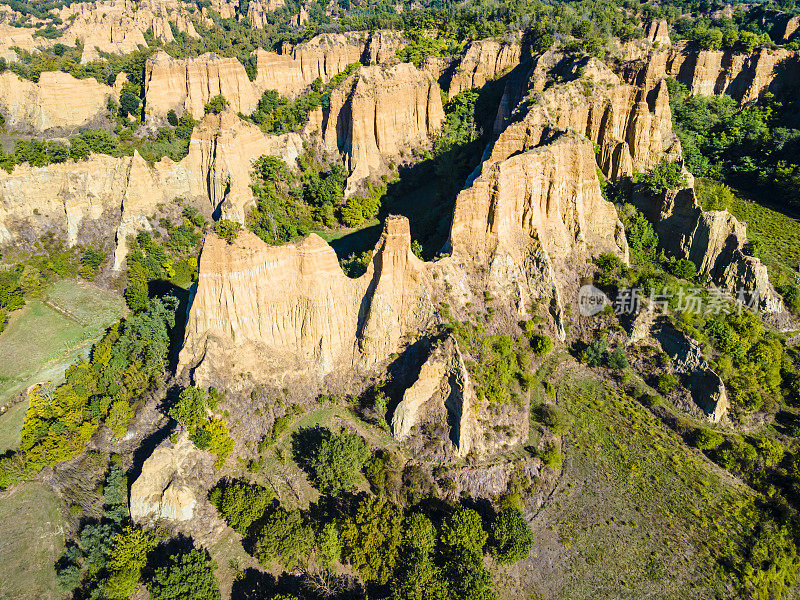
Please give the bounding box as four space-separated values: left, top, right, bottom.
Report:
0 279 124 452
0 481 66 600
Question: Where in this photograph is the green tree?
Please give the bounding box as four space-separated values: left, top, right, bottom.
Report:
440 507 487 556
204 94 229 115
634 160 688 196
104 527 158 600
487 506 533 564
341 496 403 584
209 479 273 535
119 87 140 117
293 426 369 495
255 506 314 570
213 219 241 244
148 549 221 600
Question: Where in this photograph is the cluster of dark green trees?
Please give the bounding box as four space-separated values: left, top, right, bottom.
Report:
667 78 800 210
209 423 534 599
124 208 206 310
246 151 382 245
244 63 359 133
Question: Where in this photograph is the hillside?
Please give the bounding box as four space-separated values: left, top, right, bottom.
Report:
0 0 800 599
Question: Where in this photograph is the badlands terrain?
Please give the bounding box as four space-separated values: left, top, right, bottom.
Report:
0 0 800 598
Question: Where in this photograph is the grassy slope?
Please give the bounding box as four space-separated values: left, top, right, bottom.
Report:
500 361 758 600
0 481 66 600
0 279 124 451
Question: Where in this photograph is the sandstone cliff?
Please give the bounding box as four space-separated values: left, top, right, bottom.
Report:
252 31 404 97
492 56 679 180
0 112 301 268
143 50 261 120
130 431 212 524
448 132 628 337
176 111 303 223
54 0 201 63
649 182 781 311
321 62 445 191
391 335 479 458
246 0 285 28
0 71 113 133
0 152 165 251
447 35 522 98
624 42 800 103
178 215 436 387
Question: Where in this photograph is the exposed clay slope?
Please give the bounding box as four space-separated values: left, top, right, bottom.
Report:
178 215 436 387
0 71 114 132
321 62 445 191
0 113 301 268
253 31 405 97
54 0 201 63
624 42 800 103
447 35 523 98
491 57 679 179
494 52 781 311
450 132 628 265
143 50 261 120
179 111 303 222
391 334 480 458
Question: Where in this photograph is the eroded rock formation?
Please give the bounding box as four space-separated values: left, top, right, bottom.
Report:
130 431 210 523
143 50 261 120
179 215 436 387
0 112 301 268
392 335 479 458
648 181 781 310
253 31 404 97
321 62 445 190
0 71 114 132
179 111 303 222
50 0 202 63
493 57 680 180
246 0 285 28
653 320 730 422
447 36 522 98
624 42 800 104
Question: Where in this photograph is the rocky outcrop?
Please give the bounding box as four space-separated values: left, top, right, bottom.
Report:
392 335 479 458
246 0 285 28
0 23 41 61
179 215 436 387
321 62 445 191
0 71 113 132
53 0 201 63
494 57 679 180
0 152 164 251
653 320 729 422
0 112 301 268
130 431 211 523
143 50 261 120
624 43 800 104
252 31 404 97
644 18 671 45
651 182 781 311
447 36 522 97
178 111 303 222
450 132 629 268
